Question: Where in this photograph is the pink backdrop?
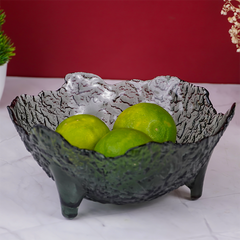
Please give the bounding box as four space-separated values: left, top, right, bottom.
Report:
2 0 240 84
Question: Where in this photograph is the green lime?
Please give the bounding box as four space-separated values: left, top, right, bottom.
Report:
56 114 110 150
113 102 177 143
94 128 152 157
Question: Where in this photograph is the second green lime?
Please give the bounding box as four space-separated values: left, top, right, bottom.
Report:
94 128 152 157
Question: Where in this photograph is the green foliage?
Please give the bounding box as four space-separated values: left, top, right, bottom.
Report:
0 9 15 65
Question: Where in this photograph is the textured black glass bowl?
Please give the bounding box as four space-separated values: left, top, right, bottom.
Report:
8 72 235 219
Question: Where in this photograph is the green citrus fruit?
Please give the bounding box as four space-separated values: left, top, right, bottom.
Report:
113 102 177 143
94 128 152 157
56 114 110 150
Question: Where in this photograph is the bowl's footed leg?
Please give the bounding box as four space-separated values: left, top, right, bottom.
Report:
49 163 86 219
186 161 209 200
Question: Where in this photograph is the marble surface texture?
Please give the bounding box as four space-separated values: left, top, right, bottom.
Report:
0 76 239 240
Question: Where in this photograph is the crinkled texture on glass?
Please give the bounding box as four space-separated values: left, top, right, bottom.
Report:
8 72 235 205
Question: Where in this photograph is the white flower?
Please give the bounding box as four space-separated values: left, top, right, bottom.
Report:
222 0 240 52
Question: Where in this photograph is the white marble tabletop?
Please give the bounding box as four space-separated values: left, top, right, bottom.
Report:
0 76 239 240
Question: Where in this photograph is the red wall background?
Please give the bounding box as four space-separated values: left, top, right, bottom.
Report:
1 0 240 84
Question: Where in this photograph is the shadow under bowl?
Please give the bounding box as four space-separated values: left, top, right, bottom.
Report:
7 72 236 219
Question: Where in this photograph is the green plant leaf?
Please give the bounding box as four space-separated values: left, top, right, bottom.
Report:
0 9 15 65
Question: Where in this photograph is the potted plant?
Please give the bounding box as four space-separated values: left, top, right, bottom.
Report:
0 8 15 100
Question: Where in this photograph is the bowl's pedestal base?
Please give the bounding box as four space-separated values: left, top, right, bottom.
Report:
49 161 209 219
49 163 86 219
186 161 209 200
